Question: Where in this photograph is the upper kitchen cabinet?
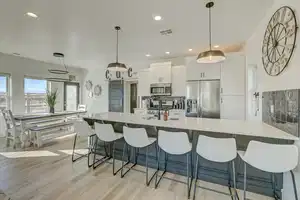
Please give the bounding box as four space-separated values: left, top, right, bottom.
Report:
171 65 186 96
220 54 246 96
186 58 220 81
137 69 150 97
149 62 172 83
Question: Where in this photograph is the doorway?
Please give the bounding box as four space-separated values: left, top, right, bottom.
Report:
130 83 137 113
109 80 124 112
64 82 79 111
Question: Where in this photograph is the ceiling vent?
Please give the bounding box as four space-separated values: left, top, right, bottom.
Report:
160 29 172 36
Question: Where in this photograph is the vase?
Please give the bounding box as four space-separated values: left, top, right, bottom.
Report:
49 107 55 114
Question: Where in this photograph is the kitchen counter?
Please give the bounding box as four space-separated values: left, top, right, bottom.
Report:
84 112 298 141
84 112 298 198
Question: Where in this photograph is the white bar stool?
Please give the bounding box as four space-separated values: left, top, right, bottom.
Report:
155 130 192 199
72 120 96 167
193 135 237 200
121 126 158 186
93 122 124 175
238 141 299 200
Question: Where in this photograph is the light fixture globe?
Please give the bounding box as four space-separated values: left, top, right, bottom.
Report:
107 26 128 72
107 62 127 72
197 50 226 64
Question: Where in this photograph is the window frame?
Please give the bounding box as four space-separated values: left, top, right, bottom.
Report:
0 73 11 110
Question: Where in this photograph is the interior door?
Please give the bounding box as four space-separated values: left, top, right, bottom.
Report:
109 80 124 112
130 83 137 113
64 82 79 111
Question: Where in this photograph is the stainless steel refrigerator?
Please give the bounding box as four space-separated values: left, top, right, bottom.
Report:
186 80 220 118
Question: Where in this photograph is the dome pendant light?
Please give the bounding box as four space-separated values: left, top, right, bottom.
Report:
107 26 127 72
197 2 226 64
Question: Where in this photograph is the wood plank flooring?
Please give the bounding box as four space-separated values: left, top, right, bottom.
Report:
0 135 272 200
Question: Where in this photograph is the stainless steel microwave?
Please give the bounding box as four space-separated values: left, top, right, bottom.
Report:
150 83 172 96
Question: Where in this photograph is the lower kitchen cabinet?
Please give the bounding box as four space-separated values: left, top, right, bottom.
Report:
221 95 245 120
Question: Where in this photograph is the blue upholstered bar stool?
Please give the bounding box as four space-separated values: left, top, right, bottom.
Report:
193 135 237 200
155 130 193 199
121 126 158 186
238 141 299 200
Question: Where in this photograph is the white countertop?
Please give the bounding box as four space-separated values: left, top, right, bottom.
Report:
84 112 299 141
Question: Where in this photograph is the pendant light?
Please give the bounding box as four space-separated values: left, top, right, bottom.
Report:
107 26 127 72
46 52 70 82
197 1 226 64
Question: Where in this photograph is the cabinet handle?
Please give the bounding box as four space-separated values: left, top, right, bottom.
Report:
220 88 223 93
221 98 223 103
203 72 205 77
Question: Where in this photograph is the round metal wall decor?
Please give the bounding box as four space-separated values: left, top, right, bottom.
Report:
94 85 102 96
262 6 298 76
85 80 93 91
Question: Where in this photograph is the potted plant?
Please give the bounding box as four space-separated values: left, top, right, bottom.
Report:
45 89 58 113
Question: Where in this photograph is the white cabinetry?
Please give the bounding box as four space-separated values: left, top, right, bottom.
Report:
149 62 172 83
220 54 245 95
137 69 150 97
186 58 220 81
171 65 186 96
220 96 245 120
220 53 246 120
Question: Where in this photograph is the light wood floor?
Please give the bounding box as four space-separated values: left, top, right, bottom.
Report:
0 135 272 200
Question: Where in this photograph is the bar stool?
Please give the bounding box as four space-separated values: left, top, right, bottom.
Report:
93 122 124 175
238 141 299 200
193 135 237 200
155 130 192 199
72 120 96 167
121 126 158 186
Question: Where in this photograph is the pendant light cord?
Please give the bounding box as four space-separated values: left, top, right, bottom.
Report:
209 5 212 51
116 28 119 63
62 57 68 71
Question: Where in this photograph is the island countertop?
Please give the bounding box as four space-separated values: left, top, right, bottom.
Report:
84 112 299 141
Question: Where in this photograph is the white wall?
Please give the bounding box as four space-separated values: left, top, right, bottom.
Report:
245 0 300 120
245 1 300 199
0 52 85 114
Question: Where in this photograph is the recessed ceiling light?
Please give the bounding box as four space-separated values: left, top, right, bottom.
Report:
165 51 170 55
154 15 162 21
145 54 151 57
214 45 220 48
26 12 38 18
189 49 193 52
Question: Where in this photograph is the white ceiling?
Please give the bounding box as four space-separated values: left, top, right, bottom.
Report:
0 0 274 69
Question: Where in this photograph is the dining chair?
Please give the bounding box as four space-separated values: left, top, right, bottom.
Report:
1 109 21 149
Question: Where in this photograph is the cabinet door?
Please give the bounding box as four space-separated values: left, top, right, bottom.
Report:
172 66 186 96
150 62 171 83
202 64 221 80
220 95 245 120
137 70 150 96
221 54 245 95
186 59 220 80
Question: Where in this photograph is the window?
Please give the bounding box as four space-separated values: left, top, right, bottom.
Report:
24 78 48 113
0 74 10 110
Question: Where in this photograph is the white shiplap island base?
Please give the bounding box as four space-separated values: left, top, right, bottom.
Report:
83 112 299 198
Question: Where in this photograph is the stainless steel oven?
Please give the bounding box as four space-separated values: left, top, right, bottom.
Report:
150 83 172 96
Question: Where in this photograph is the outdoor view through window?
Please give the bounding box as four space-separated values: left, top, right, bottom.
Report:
24 78 47 113
0 75 8 109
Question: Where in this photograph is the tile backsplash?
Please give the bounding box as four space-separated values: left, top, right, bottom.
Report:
262 89 299 137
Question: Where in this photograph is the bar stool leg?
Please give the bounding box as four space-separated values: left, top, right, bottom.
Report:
243 162 247 200
71 134 78 162
187 152 191 199
291 170 299 200
193 155 199 200
232 160 237 200
121 142 127 178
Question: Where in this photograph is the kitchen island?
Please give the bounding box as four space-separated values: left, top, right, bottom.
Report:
83 112 298 198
